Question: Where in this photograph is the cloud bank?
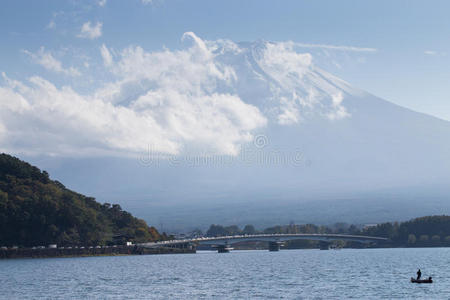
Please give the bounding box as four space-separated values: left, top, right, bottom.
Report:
0 32 355 157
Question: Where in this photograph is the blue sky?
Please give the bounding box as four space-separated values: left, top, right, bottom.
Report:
1 0 450 121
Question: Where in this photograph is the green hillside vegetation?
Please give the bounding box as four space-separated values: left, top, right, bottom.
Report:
0 153 166 247
205 222 359 237
363 215 450 247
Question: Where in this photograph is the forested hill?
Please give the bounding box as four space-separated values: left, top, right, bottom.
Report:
0 153 166 247
363 215 450 246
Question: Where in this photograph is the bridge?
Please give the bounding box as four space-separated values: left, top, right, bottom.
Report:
139 233 388 253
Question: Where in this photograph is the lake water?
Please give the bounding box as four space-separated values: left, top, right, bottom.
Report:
1 248 449 299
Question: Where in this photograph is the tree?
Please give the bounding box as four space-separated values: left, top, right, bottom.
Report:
431 235 440 245
444 236 450 245
224 225 241 235
419 235 429 245
407 234 416 245
242 225 256 235
206 224 228 237
348 224 360 235
190 228 203 238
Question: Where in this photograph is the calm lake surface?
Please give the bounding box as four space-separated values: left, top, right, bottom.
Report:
1 248 449 299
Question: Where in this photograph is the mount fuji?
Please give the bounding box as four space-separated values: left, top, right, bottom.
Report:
12 33 450 230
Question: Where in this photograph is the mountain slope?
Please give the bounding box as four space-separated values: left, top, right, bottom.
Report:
17 38 450 230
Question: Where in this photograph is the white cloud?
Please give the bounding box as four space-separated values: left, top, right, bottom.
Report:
326 92 350 120
424 50 446 56
0 75 178 156
258 41 313 89
100 44 113 66
46 11 64 30
0 74 265 156
294 42 377 53
1 33 355 157
278 96 300 125
46 20 56 29
98 0 107 7
141 0 165 5
78 21 102 39
1 33 268 157
23 47 81 77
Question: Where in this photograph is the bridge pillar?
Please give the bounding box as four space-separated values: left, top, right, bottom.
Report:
268 241 283 251
319 241 331 250
182 242 196 252
214 244 233 253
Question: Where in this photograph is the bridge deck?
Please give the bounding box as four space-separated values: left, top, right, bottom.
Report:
139 233 387 248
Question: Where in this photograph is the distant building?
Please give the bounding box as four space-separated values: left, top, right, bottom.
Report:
363 224 378 229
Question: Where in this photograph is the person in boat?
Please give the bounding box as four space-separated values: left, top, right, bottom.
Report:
417 269 422 280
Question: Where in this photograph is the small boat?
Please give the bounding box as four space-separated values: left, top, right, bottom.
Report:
411 277 433 283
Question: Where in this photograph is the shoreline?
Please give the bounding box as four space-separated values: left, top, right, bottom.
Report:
0 245 195 260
